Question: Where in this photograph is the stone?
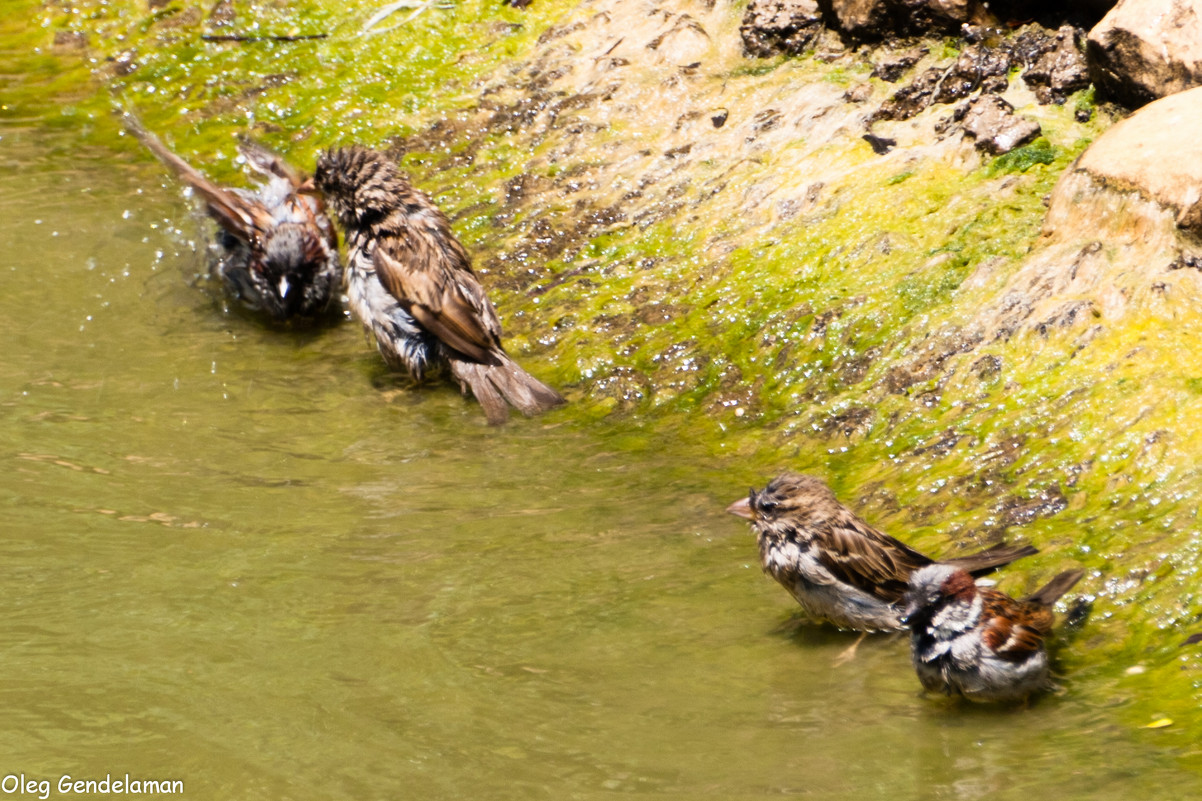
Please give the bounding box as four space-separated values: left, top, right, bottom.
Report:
960 94 1041 154
1023 25 1091 103
1087 0 1202 107
935 44 1013 102
827 0 890 38
740 0 824 57
871 46 928 81
1065 87 1202 233
874 41 1015 122
829 0 992 38
965 85 1202 339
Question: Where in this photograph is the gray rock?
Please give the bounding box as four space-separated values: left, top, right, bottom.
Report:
740 0 824 57
1087 0 1202 107
1023 25 1091 103
874 42 1015 122
871 46 928 82
960 94 1041 154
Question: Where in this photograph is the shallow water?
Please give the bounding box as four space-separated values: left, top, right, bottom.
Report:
2 42 1200 801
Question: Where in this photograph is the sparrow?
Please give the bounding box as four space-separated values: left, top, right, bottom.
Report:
726 473 1038 632
902 565 1084 702
308 145 564 424
122 112 342 321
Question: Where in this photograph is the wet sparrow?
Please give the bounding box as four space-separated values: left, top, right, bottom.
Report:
123 112 341 321
309 145 564 424
726 473 1038 632
902 565 1084 702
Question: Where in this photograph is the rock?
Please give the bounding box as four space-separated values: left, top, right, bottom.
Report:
909 0 983 29
740 0 824 57
874 67 945 120
874 40 1015 121
965 86 1202 340
871 46 928 81
1087 0 1202 107
1066 87 1202 233
829 0 992 38
1023 25 1090 103
960 94 1041 154
937 43 1013 100
827 0 890 39
1010 25 1059 67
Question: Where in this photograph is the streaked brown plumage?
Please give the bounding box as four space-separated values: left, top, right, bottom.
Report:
903 565 1084 702
310 145 564 424
122 111 341 320
726 472 1038 631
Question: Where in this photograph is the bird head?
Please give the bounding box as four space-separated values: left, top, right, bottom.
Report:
900 563 977 627
313 145 412 227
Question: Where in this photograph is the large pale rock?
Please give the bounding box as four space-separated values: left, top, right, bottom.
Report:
1064 86 1202 232
1087 0 1202 107
965 86 1202 337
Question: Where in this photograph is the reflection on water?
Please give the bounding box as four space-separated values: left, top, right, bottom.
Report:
1 70 1199 801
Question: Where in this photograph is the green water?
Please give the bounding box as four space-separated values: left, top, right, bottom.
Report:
1 9 1200 801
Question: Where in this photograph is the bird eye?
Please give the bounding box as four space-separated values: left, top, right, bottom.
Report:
927 592 940 604
758 499 778 513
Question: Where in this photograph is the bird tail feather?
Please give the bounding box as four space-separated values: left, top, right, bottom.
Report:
449 354 564 425
944 542 1039 577
1023 569 1085 607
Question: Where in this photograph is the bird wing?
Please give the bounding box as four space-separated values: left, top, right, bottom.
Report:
809 514 932 604
372 229 501 365
237 136 305 189
122 111 273 244
979 589 1053 662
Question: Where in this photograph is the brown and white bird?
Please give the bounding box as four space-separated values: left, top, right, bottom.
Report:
726 473 1038 632
308 145 563 424
902 565 1084 702
123 112 341 321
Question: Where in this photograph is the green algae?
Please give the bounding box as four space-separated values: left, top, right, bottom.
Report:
23 0 1202 751
986 136 1058 175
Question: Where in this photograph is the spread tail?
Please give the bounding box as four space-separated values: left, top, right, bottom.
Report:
449 353 564 425
943 542 1039 577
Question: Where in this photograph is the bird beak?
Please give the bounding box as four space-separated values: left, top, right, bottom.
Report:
725 496 754 520
297 177 318 195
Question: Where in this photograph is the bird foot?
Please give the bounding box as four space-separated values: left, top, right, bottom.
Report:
832 632 868 666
